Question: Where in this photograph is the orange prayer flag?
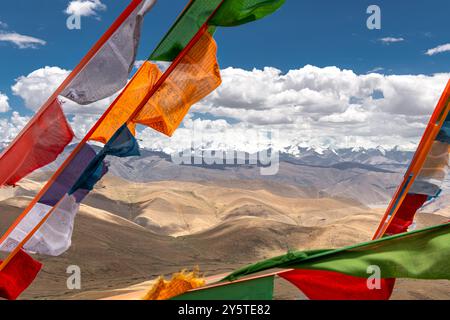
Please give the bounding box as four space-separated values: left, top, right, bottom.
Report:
90 30 221 144
90 61 162 144
134 31 222 136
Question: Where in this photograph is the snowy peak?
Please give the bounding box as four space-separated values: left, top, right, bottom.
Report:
282 145 412 169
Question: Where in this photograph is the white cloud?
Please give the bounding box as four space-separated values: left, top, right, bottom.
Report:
200 65 447 118
69 114 97 138
190 65 449 151
0 92 10 112
0 32 46 49
6 64 450 153
0 112 30 148
426 43 450 56
12 67 69 111
319 105 369 123
379 37 405 44
65 0 106 17
11 66 117 115
0 21 7 28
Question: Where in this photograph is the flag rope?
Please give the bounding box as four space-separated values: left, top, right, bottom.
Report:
0 0 144 186
0 0 226 271
372 80 450 239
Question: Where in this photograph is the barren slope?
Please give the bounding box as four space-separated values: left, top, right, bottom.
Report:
0 174 448 300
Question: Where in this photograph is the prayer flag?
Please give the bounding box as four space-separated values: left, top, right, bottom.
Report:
39 144 99 206
90 61 162 144
0 249 42 300
0 99 74 186
173 276 274 300
70 125 140 195
210 0 285 27
61 0 157 105
91 30 221 141
0 195 79 257
134 30 221 136
225 223 450 299
150 0 285 62
279 270 394 300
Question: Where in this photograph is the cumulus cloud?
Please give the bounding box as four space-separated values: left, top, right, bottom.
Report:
6 64 450 153
0 112 30 148
12 67 69 110
426 43 450 56
379 37 405 44
11 66 118 115
0 92 10 112
69 114 98 138
191 65 448 151
200 65 447 118
65 0 106 17
319 105 369 123
0 32 46 49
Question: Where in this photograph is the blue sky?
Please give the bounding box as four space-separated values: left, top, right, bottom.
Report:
1 1 449 84
0 0 449 150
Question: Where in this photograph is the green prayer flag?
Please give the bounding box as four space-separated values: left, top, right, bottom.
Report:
150 0 222 61
225 223 450 281
209 0 285 27
172 276 274 300
149 0 285 62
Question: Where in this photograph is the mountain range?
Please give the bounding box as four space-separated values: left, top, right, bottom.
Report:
32 145 417 206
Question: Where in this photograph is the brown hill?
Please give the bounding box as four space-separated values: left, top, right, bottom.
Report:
0 175 448 300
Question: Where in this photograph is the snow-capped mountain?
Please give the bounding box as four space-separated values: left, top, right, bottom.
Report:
29 145 416 207
279 146 412 170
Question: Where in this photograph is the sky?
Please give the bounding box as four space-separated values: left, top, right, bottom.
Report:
0 0 449 153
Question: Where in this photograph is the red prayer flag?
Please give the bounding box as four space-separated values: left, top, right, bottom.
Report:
281 190 424 301
0 249 42 300
385 194 428 235
0 99 74 186
280 269 395 300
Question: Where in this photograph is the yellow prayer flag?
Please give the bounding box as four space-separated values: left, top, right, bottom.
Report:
142 269 205 300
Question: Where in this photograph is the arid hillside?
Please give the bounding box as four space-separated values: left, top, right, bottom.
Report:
1 174 448 300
